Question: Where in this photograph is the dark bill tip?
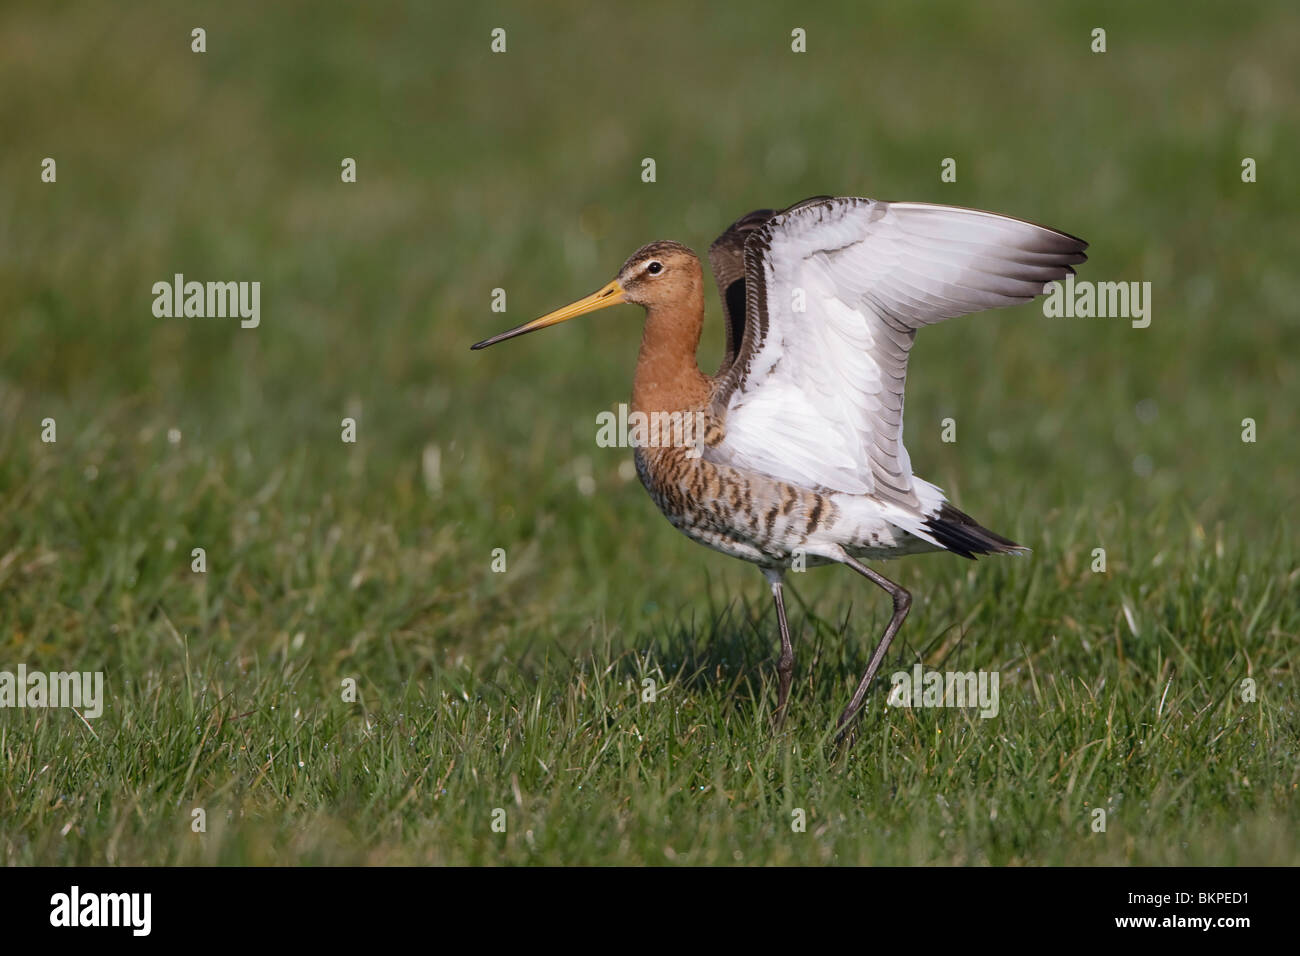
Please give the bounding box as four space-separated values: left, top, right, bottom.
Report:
470 322 540 351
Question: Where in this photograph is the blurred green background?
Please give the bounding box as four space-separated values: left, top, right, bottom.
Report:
1 1 1296 865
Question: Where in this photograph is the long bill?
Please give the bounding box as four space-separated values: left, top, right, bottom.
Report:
470 279 627 350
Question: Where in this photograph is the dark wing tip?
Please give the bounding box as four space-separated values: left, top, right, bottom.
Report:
1041 228 1089 260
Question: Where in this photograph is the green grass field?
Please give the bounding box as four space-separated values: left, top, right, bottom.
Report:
2 1 1297 865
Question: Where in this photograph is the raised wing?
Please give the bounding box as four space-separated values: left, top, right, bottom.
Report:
707 207 776 376
706 197 1087 507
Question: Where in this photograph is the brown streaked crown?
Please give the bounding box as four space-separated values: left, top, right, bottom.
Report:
616 241 702 308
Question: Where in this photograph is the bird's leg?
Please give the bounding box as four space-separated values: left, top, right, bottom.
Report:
834 556 911 748
764 569 794 730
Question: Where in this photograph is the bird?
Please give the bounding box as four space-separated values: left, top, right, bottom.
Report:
472 195 1087 745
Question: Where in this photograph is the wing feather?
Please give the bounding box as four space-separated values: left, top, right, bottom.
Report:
707 207 777 376
706 197 1087 506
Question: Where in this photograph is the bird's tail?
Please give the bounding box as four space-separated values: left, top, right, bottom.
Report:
922 503 1026 560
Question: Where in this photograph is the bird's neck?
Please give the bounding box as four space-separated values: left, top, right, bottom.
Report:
631 286 711 415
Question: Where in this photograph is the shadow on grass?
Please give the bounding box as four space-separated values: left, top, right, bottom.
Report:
612 570 910 720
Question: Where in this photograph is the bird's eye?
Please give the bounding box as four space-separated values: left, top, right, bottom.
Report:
646 261 664 276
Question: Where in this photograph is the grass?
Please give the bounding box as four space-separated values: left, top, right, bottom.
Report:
1 0 1297 865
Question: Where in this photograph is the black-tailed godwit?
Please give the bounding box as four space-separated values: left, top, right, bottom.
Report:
473 196 1087 744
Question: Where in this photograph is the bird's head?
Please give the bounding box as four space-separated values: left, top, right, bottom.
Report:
470 241 700 350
